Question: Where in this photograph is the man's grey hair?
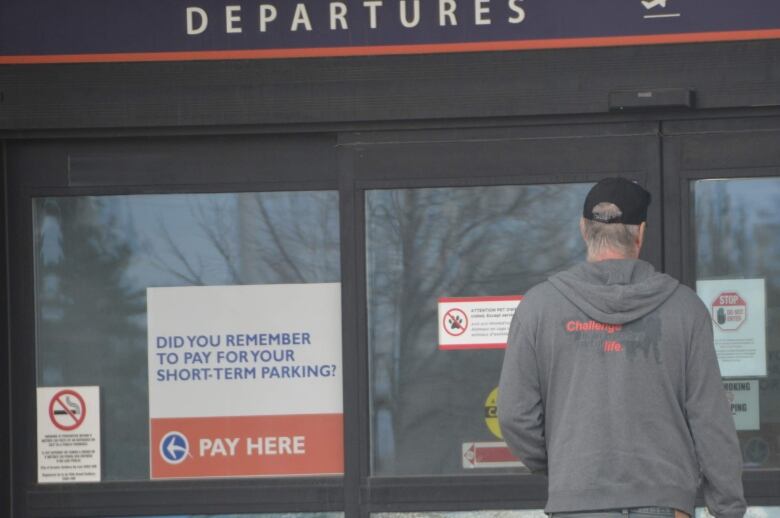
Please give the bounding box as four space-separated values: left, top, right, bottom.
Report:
581 202 641 258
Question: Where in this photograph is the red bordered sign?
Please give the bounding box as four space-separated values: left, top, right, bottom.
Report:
711 291 747 331
438 295 522 350
442 308 469 337
48 389 87 431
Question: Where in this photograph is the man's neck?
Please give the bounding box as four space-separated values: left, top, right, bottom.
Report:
587 250 637 262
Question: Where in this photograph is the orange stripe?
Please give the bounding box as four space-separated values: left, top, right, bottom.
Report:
2 29 780 64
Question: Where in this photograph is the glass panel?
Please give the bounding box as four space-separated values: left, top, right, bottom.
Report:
34 192 340 481
699 508 780 518
692 177 780 469
116 514 343 518
366 183 591 476
373 508 780 518
374 512 546 518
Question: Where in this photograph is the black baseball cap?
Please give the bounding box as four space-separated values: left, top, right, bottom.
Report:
583 177 651 225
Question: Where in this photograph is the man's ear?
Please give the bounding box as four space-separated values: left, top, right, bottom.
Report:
637 221 647 254
579 217 587 241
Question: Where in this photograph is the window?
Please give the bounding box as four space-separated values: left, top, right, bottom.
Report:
34 191 340 481
366 183 591 476
692 177 780 469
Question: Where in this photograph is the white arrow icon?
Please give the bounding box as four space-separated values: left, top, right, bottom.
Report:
160 431 190 465
167 438 187 458
642 0 667 9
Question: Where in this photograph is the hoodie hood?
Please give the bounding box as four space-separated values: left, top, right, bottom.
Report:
548 259 679 325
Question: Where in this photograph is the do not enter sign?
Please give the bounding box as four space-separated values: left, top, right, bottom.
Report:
711 291 747 331
697 279 766 378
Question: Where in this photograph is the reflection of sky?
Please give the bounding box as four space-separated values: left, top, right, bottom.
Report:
694 177 780 279
693 177 780 241
113 193 241 287
98 190 339 288
694 178 780 225
36 191 341 304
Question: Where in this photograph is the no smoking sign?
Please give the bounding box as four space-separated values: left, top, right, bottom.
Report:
49 389 87 431
711 291 747 331
37 386 101 483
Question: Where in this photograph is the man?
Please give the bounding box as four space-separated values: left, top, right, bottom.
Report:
498 177 745 518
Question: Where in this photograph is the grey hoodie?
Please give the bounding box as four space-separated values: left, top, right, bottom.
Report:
498 259 745 518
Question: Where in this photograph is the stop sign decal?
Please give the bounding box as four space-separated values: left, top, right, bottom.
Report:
711 292 747 331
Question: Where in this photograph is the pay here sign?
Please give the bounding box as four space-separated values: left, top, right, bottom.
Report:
147 283 343 479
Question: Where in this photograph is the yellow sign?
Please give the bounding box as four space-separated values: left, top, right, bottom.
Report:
484 387 502 439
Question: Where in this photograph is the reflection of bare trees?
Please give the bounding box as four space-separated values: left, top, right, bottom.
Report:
367 184 589 475
239 193 339 283
696 178 780 288
35 197 147 480
694 178 780 457
697 184 749 278
35 192 340 482
695 179 780 291
148 192 340 286
154 222 209 285
148 196 239 285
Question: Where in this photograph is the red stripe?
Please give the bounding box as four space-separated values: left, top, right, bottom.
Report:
439 343 507 350
438 296 522 303
475 445 519 463
3 29 780 64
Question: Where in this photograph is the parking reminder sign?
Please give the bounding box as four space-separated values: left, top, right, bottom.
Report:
147 283 343 479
